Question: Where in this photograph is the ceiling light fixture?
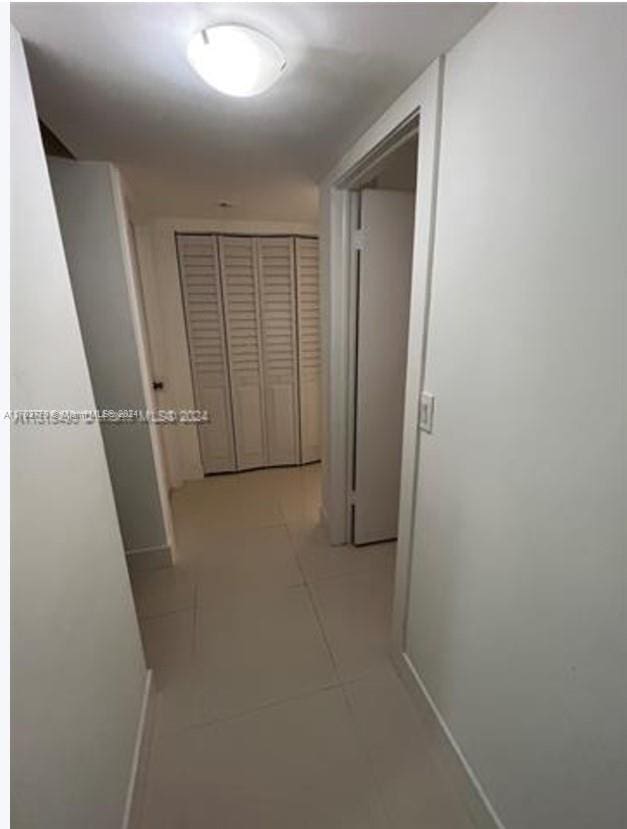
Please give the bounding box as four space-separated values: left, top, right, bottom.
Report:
187 24 286 98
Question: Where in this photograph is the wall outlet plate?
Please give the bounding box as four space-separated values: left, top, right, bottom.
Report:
419 391 435 433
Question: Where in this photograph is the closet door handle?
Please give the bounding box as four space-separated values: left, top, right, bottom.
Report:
152 380 164 391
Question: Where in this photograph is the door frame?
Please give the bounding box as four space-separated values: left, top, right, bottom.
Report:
111 167 176 562
319 56 444 654
135 218 318 489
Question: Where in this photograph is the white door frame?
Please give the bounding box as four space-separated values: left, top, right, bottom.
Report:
111 168 176 561
319 56 444 655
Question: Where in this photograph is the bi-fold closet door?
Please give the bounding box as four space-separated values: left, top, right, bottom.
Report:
176 234 236 473
256 237 301 466
177 233 319 475
218 235 267 470
295 238 321 463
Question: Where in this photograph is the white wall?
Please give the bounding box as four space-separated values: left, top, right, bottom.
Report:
48 159 167 556
405 5 626 828
135 217 318 487
122 164 319 225
10 26 147 828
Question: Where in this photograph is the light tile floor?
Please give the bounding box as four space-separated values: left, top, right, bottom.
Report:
131 463 475 828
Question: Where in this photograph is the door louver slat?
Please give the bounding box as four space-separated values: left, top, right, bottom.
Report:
176 234 236 473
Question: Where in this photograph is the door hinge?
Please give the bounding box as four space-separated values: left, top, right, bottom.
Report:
348 490 357 506
353 229 365 251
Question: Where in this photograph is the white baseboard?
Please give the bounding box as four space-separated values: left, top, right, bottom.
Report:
126 544 172 572
121 669 154 829
394 652 505 829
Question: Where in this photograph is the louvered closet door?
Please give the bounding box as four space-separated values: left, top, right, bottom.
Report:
295 237 321 463
256 237 300 466
218 236 267 470
176 234 236 473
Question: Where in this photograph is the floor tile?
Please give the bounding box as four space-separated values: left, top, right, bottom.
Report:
172 472 284 534
171 474 239 524
139 608 203 737
289 521 396 583
131 565 196 619
137 465 471 827
311 557 395 681
280 475 321 524
301 463 323 502
139 609 195 678
345 664 474 828
141 688 386 829
194 585 337 722
170 518 213 568
138 726 196 828
195 525 303 605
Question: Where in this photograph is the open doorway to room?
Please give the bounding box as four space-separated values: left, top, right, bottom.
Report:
321 61 442 659
347 128 418 545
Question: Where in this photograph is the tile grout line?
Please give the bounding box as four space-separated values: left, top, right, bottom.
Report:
137 605 195 623
304 580 343 680
283 514 345 685
338 679 396 829
281 484 397 827
181 679 346 734
146 506 344 739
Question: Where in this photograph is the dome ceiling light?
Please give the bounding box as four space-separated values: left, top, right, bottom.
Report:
187 24 287 98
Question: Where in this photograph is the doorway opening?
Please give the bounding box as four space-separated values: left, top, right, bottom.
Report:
322 59 442 656
346 123 419 546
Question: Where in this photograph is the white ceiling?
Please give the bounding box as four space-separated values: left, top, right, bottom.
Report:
11 2 491 221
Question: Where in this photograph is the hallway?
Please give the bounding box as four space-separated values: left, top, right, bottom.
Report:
130 464 474 828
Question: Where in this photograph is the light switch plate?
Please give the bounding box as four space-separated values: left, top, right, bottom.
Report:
419 391 435 433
